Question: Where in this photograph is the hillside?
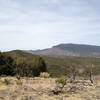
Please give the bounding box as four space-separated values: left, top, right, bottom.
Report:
27 43 100 57
4 50 100 77
5 50 39 59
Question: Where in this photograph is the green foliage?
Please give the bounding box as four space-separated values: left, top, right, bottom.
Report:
1 50 100 79
48 64 67 77
0 51 47 77
15 56 47 77
56 76 67 86
0 52 15 76
43 56 100 77
53 76 67 94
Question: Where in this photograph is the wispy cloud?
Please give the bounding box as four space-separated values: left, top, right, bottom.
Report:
0 0 100 51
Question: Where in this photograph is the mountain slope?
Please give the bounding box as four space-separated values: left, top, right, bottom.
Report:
3 49 100 77
27 43 100 57
5 50 40 59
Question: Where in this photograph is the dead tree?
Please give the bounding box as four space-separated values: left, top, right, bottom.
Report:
85 64 94 84
69 66 77 83
89 64 94 84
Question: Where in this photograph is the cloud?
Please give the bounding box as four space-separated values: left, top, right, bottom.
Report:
0 0 100 51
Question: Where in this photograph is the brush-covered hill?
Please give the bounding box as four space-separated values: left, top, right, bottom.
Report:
4 50 100 77
27 43 100 57
5 50 39 59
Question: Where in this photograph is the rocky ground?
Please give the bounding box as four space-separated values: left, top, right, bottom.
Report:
0 77 100 100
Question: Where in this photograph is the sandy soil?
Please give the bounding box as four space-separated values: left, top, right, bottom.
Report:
0 77 99 100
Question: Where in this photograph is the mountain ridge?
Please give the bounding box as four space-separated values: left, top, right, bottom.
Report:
26 43 100 57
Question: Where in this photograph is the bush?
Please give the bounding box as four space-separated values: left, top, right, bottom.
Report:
16 80 22 85
15 57 47 77
40 72 50 78
52 76 67 95
0 52 15 76
56 76 67 87
3 79 11 85
0 52 47 77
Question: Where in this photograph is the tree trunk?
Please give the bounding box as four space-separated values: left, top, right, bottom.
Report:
70 72 76 83
89 72 93 84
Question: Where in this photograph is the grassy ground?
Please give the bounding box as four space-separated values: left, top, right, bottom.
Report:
0 76 100 100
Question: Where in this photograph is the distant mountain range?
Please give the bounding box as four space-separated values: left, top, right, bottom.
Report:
26 43 100 57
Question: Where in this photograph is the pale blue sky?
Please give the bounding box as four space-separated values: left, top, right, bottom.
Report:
0 0 100 51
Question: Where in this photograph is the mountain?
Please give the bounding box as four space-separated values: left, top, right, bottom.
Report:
26 43 100 57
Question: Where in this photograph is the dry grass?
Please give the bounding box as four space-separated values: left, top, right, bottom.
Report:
0 76 99 100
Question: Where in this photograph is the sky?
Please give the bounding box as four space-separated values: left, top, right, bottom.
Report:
0 0 100 51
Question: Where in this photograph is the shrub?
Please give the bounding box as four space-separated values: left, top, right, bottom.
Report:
56 76 67 87
15 57 47 77
3 79 11 85
16 80 22 85
0 52 47 77
40 72 50 78
53 76 67 95
0 52 15 76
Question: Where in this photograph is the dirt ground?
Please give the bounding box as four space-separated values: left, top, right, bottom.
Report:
0 76 100 100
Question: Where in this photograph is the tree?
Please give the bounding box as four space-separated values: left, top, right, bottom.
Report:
0 52 47 78
31 57 47 76
84 64 94 83
68 65 78 83
15 57 47 77
0 52 15 76
15 57 27 78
